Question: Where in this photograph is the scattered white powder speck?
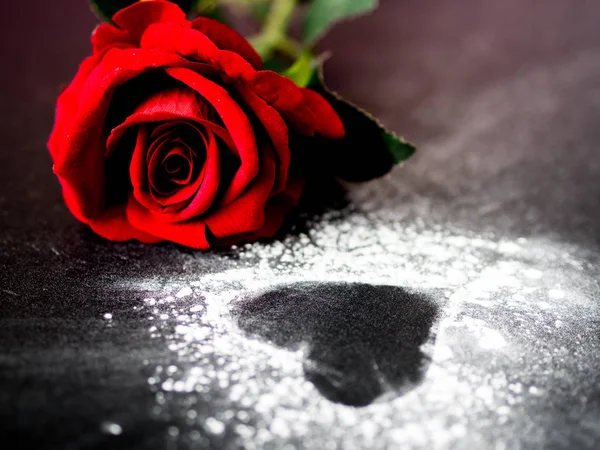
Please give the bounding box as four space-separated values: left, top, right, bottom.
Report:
100 422 122 435
204 417 225 435
479 327 507 350
176 287 193 298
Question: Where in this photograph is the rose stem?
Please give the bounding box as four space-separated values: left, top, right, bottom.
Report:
249 0 298 60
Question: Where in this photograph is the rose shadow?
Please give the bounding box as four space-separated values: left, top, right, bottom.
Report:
233 282 440 407
279 176 352 237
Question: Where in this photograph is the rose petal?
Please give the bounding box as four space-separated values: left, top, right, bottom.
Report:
51 47 186 221
107 85 209 155
106 87 236 156
161 148 193 180
212 50 257 84
251 71 303 111
92 1 188 54
146 127 177 165
92 24 133 54
129 122 209 212
283 103 315 136
205 145 277 239
151 119 237 156
148 136 206 206
301 88 346 139
130 126 196 210
88 204 161 244
148 140 195 195
236 85 290 195
49 52 106 163
129 125 161 212
210 175 305 247
126 195 210 249
192 17 262 70
141 23 257 84
153 128 221 223
283 88 346 139
141 23 220 65
167 67 259 206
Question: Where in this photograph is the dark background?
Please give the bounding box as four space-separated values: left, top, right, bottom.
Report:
1 0 599 449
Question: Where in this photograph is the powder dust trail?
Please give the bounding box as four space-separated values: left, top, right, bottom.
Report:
113 208 600 449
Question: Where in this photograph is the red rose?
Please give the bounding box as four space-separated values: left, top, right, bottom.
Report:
48 0 344 249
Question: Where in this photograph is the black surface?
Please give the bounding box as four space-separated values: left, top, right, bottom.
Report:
1 0 600 449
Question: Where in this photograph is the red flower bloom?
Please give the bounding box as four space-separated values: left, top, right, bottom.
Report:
48 0 344 249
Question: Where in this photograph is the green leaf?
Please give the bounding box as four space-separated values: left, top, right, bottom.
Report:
299 64 415 182
303 0 378 45
90 0 201 22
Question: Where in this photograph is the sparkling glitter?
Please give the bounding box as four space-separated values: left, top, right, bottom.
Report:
205 417 225 435
100 422 122 435
529 386 542 396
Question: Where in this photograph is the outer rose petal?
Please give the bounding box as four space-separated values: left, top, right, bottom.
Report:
283 88 346 139
92 0 188 54
300 89 345 139
52 48 186 221
88 204 161 244
215 50 257 84
126 195 210 249
212 176 305 247
236 84 290 195
48 52 106 161
140 23 220 67
167 67 259 206
141 23 256 84
191 17 263 70
251 71 303 111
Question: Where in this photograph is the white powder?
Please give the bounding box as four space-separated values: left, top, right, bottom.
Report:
111 206 600 449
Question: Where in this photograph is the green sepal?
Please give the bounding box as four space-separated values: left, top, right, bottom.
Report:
303 0 378 45
282 50 318 88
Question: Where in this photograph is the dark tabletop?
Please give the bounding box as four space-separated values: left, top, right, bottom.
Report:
1 0 599 449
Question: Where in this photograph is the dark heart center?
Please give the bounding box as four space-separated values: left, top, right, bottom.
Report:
233 283 440 407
